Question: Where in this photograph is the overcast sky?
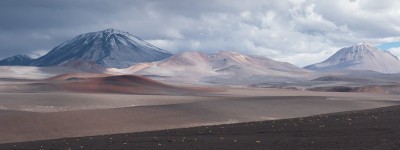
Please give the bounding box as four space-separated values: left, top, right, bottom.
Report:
1 0 400 66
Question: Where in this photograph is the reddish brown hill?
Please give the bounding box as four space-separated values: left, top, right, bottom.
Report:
47 73 111 81
45 74 217 95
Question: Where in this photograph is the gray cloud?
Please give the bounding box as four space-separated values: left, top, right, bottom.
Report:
1 0 400 66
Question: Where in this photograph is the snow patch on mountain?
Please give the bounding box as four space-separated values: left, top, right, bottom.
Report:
31 29 172 68
305 43 400 74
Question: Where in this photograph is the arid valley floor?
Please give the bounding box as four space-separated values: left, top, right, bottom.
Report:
0 72 400 149
2 0 400 149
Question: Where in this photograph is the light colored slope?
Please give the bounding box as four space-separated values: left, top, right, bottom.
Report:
209 51 306 74
0 93 216 112
0 66 81 80
136 51 218 77
107 51 312 82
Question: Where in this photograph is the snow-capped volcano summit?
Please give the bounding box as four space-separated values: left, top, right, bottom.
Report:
31 29 172 68
305 43 400 74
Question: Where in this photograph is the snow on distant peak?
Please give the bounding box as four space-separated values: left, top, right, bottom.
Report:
31 29 172 68
305 43 400 74
357 42 369 45
13 54 31 59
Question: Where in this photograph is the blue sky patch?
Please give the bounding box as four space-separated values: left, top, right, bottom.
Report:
378 42 400 50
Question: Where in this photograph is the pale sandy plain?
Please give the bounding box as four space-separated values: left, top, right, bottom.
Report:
1 86 400 144
0 67 400 144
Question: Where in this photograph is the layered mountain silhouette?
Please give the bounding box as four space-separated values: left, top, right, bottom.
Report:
0 54 33 66
2 29 399 75
305 43 400 74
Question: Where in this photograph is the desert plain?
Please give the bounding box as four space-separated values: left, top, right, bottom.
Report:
0 69 400 149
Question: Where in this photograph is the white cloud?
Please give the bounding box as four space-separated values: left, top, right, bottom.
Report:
29 49 49 59
1 0 400 66
388 47 400 58
275 48 338 67
138 0 400 66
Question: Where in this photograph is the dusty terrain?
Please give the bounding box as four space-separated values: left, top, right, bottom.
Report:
0 84 400 144
2 104 400 150
0 73 215 95
1 72 400 147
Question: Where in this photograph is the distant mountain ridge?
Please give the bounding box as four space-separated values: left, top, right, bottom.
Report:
3 29 399 75
109 51 310 78
0 54 33 66
305 43 400 74
29 29 172 68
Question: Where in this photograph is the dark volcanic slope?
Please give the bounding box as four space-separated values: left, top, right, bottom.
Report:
0 54 33 66
3 105 400 150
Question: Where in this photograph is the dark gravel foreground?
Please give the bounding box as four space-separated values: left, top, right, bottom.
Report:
2 105 400 150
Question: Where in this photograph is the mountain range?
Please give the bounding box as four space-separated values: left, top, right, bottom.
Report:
1 29 400 75
109 51 309 78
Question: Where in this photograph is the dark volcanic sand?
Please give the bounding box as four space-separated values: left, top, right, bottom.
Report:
2 105 400 150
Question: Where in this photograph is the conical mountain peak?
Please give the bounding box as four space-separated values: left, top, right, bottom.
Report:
305 43 400 73
31 29 172 68
99 28 129 36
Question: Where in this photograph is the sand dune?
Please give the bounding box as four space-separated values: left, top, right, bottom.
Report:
46 73 112 81
1 73 216 95
59 74 185 94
